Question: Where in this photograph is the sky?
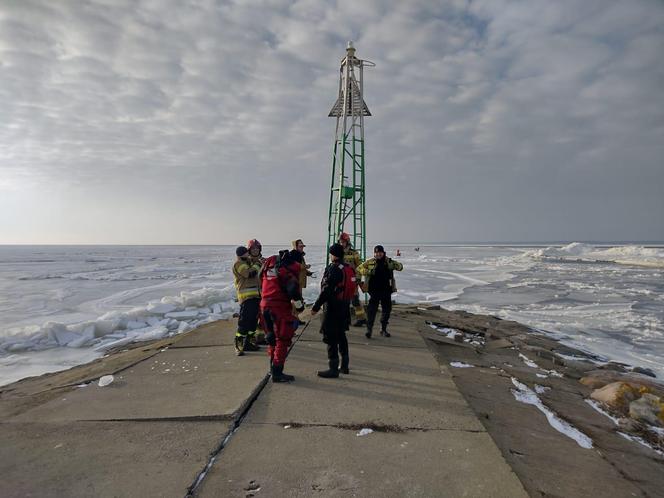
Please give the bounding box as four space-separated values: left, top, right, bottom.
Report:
1 0 663 245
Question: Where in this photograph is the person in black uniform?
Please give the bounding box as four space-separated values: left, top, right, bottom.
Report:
310 243 351 378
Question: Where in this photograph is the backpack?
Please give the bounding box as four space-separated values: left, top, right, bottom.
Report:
336 263 357 301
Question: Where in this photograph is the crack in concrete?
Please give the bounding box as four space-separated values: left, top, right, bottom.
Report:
248 421 485 434
183 320 313 498
79 415 234 423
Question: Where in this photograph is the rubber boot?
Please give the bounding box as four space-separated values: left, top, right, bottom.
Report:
272 364 294 383
365 328 372 339
243 334 260 352
380 329 391 337
339 356 349 375
318 359 340 378
234 335 245 356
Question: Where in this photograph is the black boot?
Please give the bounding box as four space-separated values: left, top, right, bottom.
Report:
234 335 245 356
380 329 391 337
365 328 372 339
339 356 349 374
318 359 339 378
271 364 294 383
243 334 260 352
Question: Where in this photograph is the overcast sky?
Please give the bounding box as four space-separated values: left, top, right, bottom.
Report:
1 0 663 245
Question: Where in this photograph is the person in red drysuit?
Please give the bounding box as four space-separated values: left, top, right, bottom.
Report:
260 249 304 383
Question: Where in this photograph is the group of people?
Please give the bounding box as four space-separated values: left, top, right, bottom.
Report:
231 234 403 383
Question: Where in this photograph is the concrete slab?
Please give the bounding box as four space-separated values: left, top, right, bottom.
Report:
14 346 268 422
0 420 230 498
172 320 236 348
244 338 484 431
299 325 428 350
196 424 527 498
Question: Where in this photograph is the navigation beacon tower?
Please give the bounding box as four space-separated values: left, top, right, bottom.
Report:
326 41 374 261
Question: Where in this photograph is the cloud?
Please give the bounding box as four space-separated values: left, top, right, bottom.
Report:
0 0 663 244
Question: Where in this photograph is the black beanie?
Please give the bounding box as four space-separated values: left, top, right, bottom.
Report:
374 245 385 253
329 243 344 259
236 246 248 257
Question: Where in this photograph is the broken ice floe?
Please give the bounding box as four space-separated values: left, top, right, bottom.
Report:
98 375 114 387
0 287 236 355
450 362 475 368
534 385 550 394
356 428 374 437
511 377 593 449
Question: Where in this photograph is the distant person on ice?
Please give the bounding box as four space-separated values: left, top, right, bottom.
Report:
338 232 367 327
232 246 262 356
260 249 304 383
358 245 403 338
311 243 353 378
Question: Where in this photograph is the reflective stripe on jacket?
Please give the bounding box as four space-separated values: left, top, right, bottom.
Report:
343 247 362 270
357 257 403 294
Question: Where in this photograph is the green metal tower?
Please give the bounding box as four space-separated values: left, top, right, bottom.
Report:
326 41 374 261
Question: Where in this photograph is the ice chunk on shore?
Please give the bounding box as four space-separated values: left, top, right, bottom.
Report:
146 303 177 315
356 428 373 437
165 310 201 320
66 325 96 348
518 353 539 369
98 375 114 387
45 323 80 346
450 362 474 368
126 320 148 330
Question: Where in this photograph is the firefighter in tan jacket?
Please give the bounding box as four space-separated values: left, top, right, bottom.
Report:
232 246 262 356
291 239 313 289
338 232 367 326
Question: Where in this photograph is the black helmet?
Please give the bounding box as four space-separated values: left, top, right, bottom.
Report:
329 243 344 259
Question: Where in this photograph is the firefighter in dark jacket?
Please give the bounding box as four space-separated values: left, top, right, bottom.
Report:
357 245 403 338
311 243 352 378
260 249 304 383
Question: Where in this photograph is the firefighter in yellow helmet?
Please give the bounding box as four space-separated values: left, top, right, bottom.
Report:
338 232 367 326
232 245 262 356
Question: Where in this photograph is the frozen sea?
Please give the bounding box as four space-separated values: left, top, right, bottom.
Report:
1 243 663 386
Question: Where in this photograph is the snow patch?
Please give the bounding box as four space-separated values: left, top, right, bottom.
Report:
98 375 114 387
584 399 621 425
450 362 474 368
618 432 664 457
511 377 593 449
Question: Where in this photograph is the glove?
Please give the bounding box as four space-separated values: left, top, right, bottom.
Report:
293 300 305 312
